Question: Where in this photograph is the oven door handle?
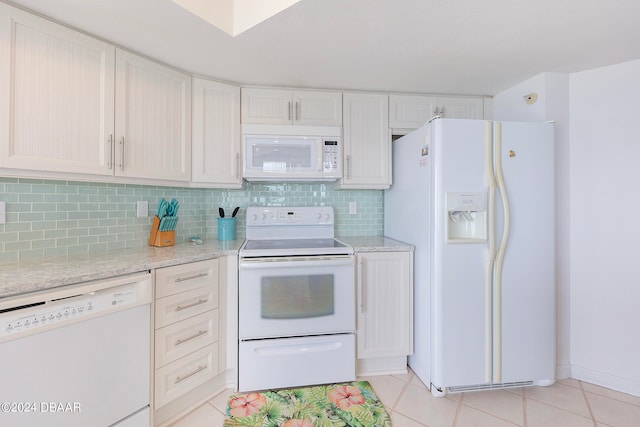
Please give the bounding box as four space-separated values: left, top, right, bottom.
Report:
240 256 354 269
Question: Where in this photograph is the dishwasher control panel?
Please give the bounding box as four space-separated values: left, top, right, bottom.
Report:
0 281 142 338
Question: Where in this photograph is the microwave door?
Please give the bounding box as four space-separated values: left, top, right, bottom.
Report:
244 136 322 179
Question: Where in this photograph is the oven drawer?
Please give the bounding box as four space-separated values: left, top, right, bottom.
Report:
155 310 218 368
156 259 218 298
238 334 355 392
154 343 219 408
155 287 218 329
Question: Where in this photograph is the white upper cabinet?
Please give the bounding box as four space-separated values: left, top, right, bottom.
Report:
389 94 484 129
115 50 191 182
191 78 242 188
241 88 342 126
338 92 391 189
0 3 115 175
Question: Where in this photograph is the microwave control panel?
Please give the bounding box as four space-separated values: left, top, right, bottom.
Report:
322 139 341 174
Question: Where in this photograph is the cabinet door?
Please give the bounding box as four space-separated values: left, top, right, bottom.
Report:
437 96 484 119
192 79 241 187
0 3 115 175
241 88 292 124
293 90 342 126
115 50 191 182
339 93 390 189
389 94 438 129
357 251 413 358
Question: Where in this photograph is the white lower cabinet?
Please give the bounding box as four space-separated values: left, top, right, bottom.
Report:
153 258 224 426
356 250 414 376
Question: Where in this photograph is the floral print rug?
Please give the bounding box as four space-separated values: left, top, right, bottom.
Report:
223 381 392 426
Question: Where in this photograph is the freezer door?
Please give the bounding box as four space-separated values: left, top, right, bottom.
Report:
431 119 493 388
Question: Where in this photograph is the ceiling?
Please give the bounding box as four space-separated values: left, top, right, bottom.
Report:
8 0 640 96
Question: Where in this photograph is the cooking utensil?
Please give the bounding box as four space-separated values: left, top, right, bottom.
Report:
219 207 225 218
231 207 239 218
157 198 168 218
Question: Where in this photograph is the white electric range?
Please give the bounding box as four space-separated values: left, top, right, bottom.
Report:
237 206 356 391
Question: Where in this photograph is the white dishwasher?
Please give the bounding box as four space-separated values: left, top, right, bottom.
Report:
0 272 152 427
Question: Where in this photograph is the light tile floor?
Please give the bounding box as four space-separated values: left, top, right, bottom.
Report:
170 370 640 427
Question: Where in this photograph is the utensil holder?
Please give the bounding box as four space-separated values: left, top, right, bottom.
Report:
149 215 175 247
217 217 236 241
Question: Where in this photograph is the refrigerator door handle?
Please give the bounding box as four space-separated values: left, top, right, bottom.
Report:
485 121 495 384
493 122 511 383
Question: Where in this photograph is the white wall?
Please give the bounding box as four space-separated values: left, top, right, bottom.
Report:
493 72 572 380
570 59 640 396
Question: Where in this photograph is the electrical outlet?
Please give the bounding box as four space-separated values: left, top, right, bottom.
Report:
349 201 357 215
136 201 148 218
0 201 5 224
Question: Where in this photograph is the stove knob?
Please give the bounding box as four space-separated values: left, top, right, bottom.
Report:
261 213 267 220
252 214 258 221
316 213 322 220
325 213 331 220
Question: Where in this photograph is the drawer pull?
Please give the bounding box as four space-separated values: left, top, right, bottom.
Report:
175 298 208 312
174 272 208 283
175 329 208 346
175 365 207 384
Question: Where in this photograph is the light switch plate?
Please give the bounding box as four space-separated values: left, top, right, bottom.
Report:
136 201 148 218
0 201 6 224
349 201 357 215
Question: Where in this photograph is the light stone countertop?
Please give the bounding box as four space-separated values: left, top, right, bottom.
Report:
0 235 412 299
338 235 414 252
0 239 244 299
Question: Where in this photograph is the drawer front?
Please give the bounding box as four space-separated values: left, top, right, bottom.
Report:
155 287 218 329
238 334 356 392
156 259 218 298
154 343 218 408
155 310 218 367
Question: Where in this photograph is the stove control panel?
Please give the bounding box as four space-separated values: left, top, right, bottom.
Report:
246 207 334 226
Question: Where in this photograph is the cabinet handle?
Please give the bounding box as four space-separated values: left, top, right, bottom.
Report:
359 258 366 313
174 272 208 283
175 365 207 384
107 134 114 169
119 137 125 171
295 101 300 121
175 298 208 312
346 155 351 179
175 329 208 346
235 152 240 178
288 101 292 121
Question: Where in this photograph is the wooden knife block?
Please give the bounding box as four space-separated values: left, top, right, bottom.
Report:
148 215 175 247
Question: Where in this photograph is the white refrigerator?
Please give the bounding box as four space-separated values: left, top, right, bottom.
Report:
384 118 556 396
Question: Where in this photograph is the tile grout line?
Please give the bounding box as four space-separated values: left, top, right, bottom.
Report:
578 380 599 427
388 377 431 426
522 387 528 427
450 392 465 427
389 373 414 410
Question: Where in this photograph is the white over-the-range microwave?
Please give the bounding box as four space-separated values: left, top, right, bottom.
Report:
242 124 342 181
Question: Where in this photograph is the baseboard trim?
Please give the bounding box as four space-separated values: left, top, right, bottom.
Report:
571 365 640 397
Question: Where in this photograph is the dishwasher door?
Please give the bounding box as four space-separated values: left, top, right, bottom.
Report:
0 272 152 427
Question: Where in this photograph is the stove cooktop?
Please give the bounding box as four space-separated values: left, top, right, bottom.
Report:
240 238 353 257
241 207 353 257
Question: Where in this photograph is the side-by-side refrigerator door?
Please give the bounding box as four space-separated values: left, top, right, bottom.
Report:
431 119 493 390
493 121 555 385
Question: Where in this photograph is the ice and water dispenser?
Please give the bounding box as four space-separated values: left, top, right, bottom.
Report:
446 192 487 243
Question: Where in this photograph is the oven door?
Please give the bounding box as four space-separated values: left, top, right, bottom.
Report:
238 255 355 340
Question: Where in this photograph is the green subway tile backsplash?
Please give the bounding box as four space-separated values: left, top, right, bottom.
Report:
0 178 383 261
